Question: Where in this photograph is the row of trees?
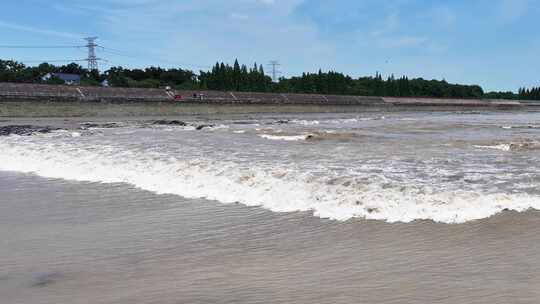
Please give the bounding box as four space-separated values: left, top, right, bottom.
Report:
518 87 540 100
484 87 540 101
0 59 196 88
106 66 196 89
199 61 273 92
0 58 538 100
0 60 100 85
273 71 484 98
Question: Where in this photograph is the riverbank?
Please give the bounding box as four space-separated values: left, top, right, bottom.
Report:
2 100 539 118
1 82 537 111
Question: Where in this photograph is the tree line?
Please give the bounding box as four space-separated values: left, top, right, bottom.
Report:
484 87 540 100
274 71 485 98
198 60 273 92
0 58 538 100
518 87 540 100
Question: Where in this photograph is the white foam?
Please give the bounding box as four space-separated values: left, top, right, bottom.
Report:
207 124 229 131
501 125 540 130
474 144 511 152
259 134 307 141
291 119 320 126
474 140 540 152
291 117 386 126
1 138 540 224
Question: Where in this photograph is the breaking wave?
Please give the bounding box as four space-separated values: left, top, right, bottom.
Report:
259 131 359 142
290 116 386 126
474 140 540 152
501 125 540 130
259 134 308 141
1 137 540 224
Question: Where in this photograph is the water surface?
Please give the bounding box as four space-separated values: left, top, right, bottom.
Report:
2 110 540 303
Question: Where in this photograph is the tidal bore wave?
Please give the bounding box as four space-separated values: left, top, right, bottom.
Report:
1 137 539 224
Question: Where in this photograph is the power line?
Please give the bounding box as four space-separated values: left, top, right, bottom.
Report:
0 39 212 71
99 46 211 69
0 39 105 71
98 46 129 55
0 45 84 49
21 59 87 63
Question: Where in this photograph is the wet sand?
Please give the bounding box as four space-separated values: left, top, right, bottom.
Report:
2 171 540 304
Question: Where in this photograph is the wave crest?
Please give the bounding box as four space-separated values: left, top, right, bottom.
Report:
1 139 539 224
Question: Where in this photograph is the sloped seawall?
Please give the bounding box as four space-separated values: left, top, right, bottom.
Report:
0 82 534 111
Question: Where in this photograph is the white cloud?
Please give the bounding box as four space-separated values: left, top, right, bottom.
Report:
55 0 329 73
0 20 83 39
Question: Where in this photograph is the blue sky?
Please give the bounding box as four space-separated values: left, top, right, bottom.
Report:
0 0 538 92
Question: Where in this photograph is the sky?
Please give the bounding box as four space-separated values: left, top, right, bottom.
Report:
0 0 539 92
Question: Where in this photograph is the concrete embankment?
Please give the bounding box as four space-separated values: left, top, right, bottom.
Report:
0 83 387 105
1 82 538 117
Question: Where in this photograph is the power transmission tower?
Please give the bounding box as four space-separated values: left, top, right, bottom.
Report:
84 37 99 71
268 60 281 82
